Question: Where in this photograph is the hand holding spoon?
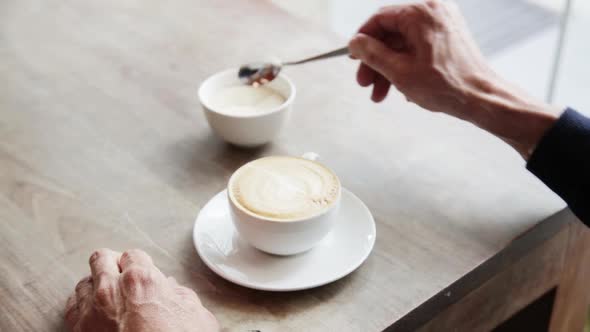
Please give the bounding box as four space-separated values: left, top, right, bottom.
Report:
238 46 349 85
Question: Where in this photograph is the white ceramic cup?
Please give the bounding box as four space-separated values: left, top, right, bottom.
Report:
198 68 295 147
227 154 341 256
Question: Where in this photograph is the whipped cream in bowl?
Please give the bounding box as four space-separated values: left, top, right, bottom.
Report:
198 68 295 147
207 85 286 116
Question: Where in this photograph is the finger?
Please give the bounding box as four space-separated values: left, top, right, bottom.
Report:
357 63 376 87
65 293 77 313
119 249 154 272
358 6 403 38
64 294 79 331
75 276 93 302
120 266 161 300
89 248 121 280
89 249 121 312
371 75 391 103
75 276 93 312
349 33 406 82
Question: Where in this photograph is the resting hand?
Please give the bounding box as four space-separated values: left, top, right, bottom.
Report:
65 249 219 332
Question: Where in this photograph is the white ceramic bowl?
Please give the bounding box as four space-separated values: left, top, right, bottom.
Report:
198 68 295 147
227 156 341 256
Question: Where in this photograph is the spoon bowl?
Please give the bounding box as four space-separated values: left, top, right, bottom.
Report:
238 63 281 85
238 46 349 85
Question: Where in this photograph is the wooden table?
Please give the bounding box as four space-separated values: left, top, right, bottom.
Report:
1 0 589 331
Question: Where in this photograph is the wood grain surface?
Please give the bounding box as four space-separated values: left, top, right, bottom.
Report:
414 210 571 332
0 0 568 331
549 219 590 332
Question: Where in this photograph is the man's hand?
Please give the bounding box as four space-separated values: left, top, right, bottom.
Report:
349 0 489 110
349 0 560 158
65 249 219 332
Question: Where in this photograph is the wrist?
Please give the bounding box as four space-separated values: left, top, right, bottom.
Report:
462 74 561 159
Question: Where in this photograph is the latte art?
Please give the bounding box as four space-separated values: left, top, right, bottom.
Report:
229 156 340 221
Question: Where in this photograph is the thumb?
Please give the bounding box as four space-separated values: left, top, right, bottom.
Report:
348 33 404 82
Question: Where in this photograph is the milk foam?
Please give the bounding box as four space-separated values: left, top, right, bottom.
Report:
230 156 340 221
209 85 285 116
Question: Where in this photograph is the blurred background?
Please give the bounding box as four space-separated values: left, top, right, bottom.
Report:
271 0 589 328
271 0 589 116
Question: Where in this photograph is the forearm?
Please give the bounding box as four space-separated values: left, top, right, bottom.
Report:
463 80 590 224
463 74 561 159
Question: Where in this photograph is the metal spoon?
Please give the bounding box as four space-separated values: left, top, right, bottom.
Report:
238 46 349 85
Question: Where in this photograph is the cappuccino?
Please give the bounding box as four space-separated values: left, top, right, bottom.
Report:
208 85 285 116
229 156 340 221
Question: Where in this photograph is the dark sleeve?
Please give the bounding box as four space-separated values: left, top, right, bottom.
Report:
526 108 590 226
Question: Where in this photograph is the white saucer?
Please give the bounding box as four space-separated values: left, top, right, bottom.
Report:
193 188 376 291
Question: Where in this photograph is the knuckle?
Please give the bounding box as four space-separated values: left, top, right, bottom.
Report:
413 3 434 18
94 271 111 281
75 277 91 292
94 287 115 308
373 10 390 25
121 249 149 264
88 251 101 265
120 250 131 262
122 267 152 288
425 0 440 9
410 3 425 12
377 6 389 13
376 8 388 17
403 5 425 23
88 248 110 265
124 248 145 257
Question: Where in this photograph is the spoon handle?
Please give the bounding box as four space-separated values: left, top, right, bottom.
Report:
283 46 349 66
